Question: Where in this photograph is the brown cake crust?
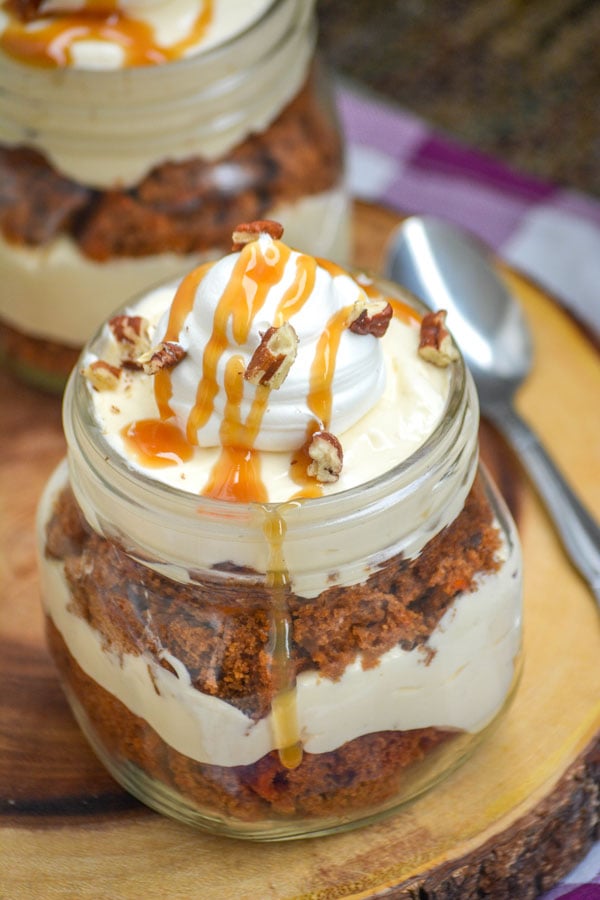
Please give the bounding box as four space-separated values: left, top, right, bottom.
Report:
0 70 343 261
46 617 451 822
44 477 502 822
46 479 501 720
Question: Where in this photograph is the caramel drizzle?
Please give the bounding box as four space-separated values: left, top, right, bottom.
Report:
274 254 317 325
121 417 193 468
263 508 302 769
307 306 349 431
288 421 323 500
390 296 421 325
283 301 351 502
315 257 347 279
200 246 317 502
202 445 268 503
155 261 214 421
133 241 319 499
186 240 291 445
201 355 270 503
132 250 420 499
1 0 213 68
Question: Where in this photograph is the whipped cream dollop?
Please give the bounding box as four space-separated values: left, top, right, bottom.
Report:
159 235 385 452
85 225 453 503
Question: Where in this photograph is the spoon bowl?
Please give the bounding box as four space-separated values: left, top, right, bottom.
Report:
385 214 600 604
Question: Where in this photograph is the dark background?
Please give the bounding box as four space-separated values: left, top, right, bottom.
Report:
317 0 600 197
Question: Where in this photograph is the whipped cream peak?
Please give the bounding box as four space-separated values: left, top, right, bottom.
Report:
84 223 453 503
154 231 386 453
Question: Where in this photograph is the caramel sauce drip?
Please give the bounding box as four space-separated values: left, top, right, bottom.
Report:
274 254 317 325
200 246 320 502
307 306 349 430
126 245 408 508
218 354 266 450
202 445 268 503
199 242 306 502
186 240 291 444
121 418 193 468
155 261 214 421
389 296 421 326
1 0 213 68
288 420 323 500
138 241 320 505
315 257 347 279
126 250 418 504
263 509 302 769
202 355 270 502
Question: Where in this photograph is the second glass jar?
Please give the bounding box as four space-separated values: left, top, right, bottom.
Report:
0 0 348 389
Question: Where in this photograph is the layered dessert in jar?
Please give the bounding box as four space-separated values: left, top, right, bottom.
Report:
0 0 347 389
38 220 523 839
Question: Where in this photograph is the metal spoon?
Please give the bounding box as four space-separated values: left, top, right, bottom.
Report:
385 214 600 604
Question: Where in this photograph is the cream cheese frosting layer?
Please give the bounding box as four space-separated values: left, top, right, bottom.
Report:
40 516 522 767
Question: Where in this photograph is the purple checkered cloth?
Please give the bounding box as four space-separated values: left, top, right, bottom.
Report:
336 81 600 900
338 82 600 335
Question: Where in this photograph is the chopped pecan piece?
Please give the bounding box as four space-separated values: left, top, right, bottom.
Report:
108 314 151 368
82 360 121 391
244 323 299 389
347 295 393 337
139 341 187 375
418 310 459 367
307 431 343 483
232 219 284 251
109 314 146 344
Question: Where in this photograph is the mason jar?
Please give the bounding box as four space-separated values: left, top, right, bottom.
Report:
0 0 348 390
37 273 522 841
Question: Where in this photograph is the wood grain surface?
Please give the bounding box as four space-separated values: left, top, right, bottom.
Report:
1 202 599 899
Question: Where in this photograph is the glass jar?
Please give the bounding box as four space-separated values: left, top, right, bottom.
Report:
0 0 348 391
37 278 522 840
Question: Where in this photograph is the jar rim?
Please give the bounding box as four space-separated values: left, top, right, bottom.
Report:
65 271 469 519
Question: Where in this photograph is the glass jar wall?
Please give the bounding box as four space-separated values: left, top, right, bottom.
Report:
0 0 348 390
37 280 522 840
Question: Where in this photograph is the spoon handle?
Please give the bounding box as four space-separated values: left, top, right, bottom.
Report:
484 401 600 605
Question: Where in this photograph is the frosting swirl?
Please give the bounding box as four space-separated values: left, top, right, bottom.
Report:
155 235 386 452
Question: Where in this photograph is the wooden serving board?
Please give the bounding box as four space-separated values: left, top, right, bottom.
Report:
1 202 599 899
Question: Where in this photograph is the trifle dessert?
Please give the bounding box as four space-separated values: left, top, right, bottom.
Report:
0 0 346 388
38 221 522 839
